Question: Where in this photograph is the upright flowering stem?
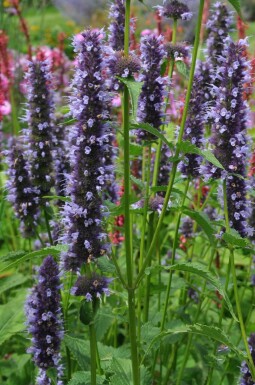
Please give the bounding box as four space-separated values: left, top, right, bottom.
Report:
135 0 205 287
123 1 140 385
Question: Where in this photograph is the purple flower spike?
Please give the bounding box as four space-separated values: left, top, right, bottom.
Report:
23 59 55 205
108 0 125 51
156 0 192 21
137 34 168 141
203 39 252 237
239 334 255 385
5 138 40 237
71 273 111 300
180 73 206 177
206 2 233 69
25 256 63 382
61 30 112 271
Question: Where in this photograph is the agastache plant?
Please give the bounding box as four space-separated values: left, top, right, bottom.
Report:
108 0 125 51
203 39 252 237
23 59 54 206
25 256 64 385
239 334 255 385
156 0 193 21
5 138 39 237
60 29 111 272
137 34 167 140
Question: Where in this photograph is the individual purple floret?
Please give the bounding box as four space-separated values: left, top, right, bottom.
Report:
180 73 206 177
71 273 111 301
206 2 233 69
108 0 125 51
5 138 40 237
23 59 54 205
25 256 63 385
60 30 112 271
156 0 192 20
201 39 252 237
239 334 255 385
137 34 168 141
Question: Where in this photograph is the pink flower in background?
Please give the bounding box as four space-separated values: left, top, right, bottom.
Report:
112 95 121 107
0 100 11 116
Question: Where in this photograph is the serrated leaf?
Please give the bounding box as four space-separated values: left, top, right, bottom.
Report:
178 141 224 169
0 292 26 346
176 60 190 78
0 245 68 273
110 358 132 385
142 323 246 363
68 371 105 385
130 123 173 148
130 175 145 190
165 262 237 321
0 273 28 295
183 208 215 245
228 0 242 16
118 78 143 120
64 335 90 371
97 256 116 273
222 231 250 248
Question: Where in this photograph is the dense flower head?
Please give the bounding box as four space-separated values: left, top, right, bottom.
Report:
156 0 192 20
61 29 113 271
239 334 255 385
137 34 168 140
23 59 55 205
164 42 190 60
108 51 140 79
157 143 172 195
180 73 206 177
206 2 233 68
108 0 125 51
201 39 252 237
71 273 111 301
5 138 40 237
25 256 63 382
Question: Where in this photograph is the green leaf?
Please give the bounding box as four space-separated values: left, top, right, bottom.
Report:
110 358 132 385
227 0 242 16
143 323 246 362
68 371 105 385
222 230 250 248
0 273 28 295
118 78 143 120
130 123 173 149
97 256 116 273
176 60 190 78
64 335 90 371
166 262 237 321
0 292 26 346
130 175 145 190
183 208 215 245
0 245 67 273
178 141 224 169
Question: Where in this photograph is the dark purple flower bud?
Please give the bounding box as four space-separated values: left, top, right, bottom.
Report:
5 138 40 237
181 217 194 239
239 334 255 385
157 143 172 196
206 2 233 69
201 39 252 237
164 42 190 60
71 273 111 301
108 0 125 51
156 0 192 20
23 59 55 205
25 256 63 382
180 73 205 177
137 34 168 141
61 30 112 272
187 287 199 303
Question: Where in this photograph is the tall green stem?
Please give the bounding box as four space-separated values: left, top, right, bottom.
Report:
89 320 97 385
123 1 140 384
135 0 205 288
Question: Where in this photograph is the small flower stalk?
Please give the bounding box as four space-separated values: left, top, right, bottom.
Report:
108 0 125 51
23 59 55 206
71 273 111 301
156 0 193 21
25 256 64 385
61 30 112 272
